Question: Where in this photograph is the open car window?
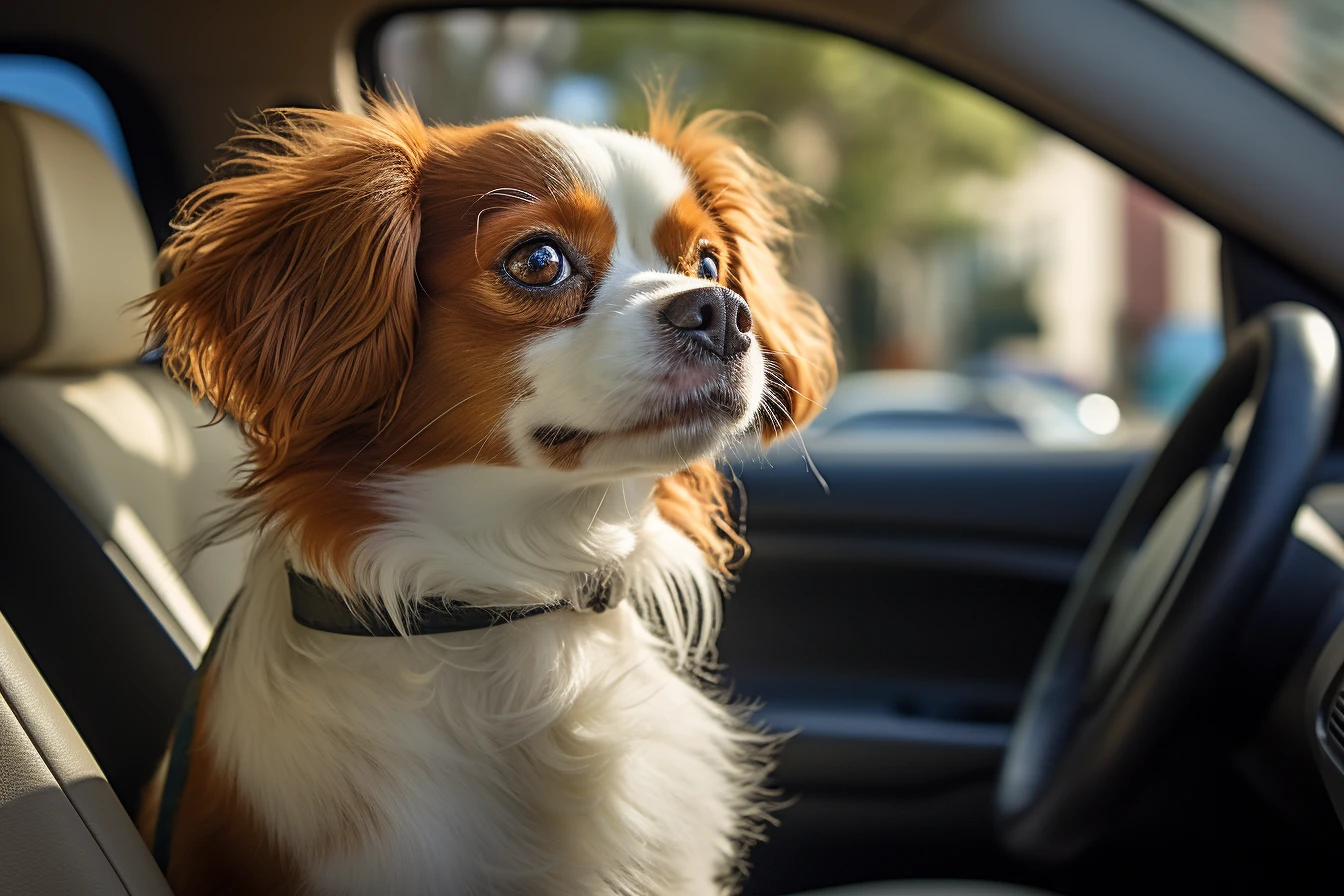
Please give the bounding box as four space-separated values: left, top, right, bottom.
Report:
0 54 137 190
373 9 1223 449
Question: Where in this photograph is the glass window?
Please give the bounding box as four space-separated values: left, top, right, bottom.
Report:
1138 0 1344 134
374 10 1223 447
0 54 137 189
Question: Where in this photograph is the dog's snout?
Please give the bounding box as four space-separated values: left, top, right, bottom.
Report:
662 286 752 359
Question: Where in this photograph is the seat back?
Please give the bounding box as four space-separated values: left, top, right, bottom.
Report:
0 101 253 653
0 592 174 896
0 427 196 810
0 100 251 893
0 100 256 804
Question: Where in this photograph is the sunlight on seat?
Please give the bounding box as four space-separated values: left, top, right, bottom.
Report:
1294 504 1344 569
60 372 195 475
109 504 211 651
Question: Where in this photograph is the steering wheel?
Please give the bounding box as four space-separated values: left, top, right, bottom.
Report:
997 303 1340 861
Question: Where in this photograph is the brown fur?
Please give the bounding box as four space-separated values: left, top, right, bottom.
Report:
147 101 429 496
647 94 837 574
143 101 429 576
148 674 305 896
144 96 831 578
652 191 730 281
136 755 166 844
394 162 617 472
143 104 618 577
655 462 749 577
648 96 839 438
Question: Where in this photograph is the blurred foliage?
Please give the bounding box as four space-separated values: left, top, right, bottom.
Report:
382 11 1035 266
377 8 1227 408
377 10 1045 372
568 13 1034 261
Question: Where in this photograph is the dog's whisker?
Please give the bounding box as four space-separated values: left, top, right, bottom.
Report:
588 485 612 533
357 390 487 485
770 375 827 409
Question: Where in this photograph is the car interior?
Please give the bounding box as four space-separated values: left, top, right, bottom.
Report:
3 0 1344 893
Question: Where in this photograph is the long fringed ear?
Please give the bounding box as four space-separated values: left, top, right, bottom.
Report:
142 100 430 496
654 461 749 579
649 98 838 442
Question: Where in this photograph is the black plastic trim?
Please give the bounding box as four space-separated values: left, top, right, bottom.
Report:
0 434 192 811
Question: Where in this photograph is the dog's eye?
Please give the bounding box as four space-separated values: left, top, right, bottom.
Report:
505 240 572 288
696 252 719 282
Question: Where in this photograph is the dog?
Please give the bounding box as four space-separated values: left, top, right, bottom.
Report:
137 96 836 896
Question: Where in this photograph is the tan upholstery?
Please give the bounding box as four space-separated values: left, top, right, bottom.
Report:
0 369 251 635
0 607 173 895
0 101 252 659
0 103 154 371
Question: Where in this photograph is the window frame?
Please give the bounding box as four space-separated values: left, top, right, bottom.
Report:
0 42 180 244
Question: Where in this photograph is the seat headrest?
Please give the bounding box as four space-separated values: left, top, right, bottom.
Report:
0 102 155 371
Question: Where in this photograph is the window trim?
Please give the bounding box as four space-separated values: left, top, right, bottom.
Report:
0 41 181 244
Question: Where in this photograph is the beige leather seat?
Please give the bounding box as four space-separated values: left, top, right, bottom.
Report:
0 101 253 665
0 99 255 895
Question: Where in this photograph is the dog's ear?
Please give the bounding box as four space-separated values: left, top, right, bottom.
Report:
654 461 749 579
650 103 838 442
144 101 429 491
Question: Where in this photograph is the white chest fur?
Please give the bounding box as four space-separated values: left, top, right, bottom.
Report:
201 471 774 895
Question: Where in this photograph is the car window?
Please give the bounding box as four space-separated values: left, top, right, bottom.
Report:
0 54 137 189
373 10 1223 448
1137 0 1344 135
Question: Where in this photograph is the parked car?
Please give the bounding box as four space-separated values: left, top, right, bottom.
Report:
809 369 1139 446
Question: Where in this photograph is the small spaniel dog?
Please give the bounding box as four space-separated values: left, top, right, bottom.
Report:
138 96 836 896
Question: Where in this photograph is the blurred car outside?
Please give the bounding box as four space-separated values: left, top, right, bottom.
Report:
808 368 1163 448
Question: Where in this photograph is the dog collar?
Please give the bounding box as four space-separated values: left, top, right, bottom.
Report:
286 566 598 636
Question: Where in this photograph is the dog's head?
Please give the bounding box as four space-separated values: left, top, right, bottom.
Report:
146 99 836 576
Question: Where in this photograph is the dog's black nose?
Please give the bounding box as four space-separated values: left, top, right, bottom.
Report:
662 286 753 359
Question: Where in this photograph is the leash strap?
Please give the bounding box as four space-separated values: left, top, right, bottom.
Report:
152 596 236 871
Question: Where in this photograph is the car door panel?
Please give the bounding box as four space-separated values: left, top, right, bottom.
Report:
720 443 1145 890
